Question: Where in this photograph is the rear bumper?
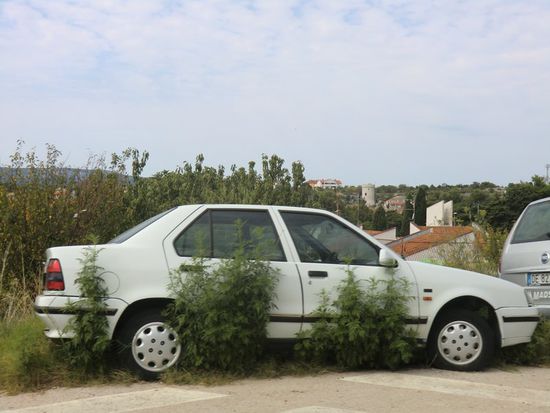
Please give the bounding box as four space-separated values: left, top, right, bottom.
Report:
496 306 540 347
34 294 127 339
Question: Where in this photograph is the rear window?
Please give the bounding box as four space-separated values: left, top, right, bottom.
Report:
512 201 550 244
109 208 176 244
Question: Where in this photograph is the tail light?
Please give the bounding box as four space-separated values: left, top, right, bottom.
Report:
45 259 65 291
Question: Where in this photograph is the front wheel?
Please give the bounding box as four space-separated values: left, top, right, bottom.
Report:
116 308 181 379
428 309 495 371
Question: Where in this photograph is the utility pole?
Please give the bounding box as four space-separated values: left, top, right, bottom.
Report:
546 164 550 184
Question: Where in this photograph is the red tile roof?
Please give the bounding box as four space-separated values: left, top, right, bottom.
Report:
389 226 474 257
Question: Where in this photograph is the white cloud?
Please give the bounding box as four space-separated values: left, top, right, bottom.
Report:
1 0 550 184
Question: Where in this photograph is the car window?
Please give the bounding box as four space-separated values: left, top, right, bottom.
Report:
280 212 380 265
109 208 176 244
512 200 550 244
174 209 285 261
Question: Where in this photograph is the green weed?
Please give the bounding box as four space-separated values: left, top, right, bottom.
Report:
0 317 62 394
295 266 416 370
165 235 278 373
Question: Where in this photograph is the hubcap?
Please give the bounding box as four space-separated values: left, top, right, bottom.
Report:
437 320 482 366
132 322 181 372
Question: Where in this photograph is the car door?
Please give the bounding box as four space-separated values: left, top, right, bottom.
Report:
276 209 419 329
163 206 304 339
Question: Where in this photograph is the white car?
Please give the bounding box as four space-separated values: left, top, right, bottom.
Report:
500 197 550 316
35 205 539 376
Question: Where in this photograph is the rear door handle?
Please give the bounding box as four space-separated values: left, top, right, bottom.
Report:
308 270 328 278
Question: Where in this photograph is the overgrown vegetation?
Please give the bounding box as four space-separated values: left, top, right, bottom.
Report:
0 317 60 394
0 315 139 394
2 141 550 392
499 320 550 366
64 244 110 374
295 267 416 370
165 235 278 373
437 225 509 275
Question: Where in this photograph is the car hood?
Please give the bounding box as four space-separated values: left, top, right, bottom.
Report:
405 261 529 309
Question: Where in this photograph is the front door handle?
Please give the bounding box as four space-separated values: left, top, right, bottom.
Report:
308 270 328 278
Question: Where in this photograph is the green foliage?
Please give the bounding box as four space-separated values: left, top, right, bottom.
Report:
437 225 508 275
64 244 110 374
294 291 336 364
296 267 415 370
414 186 427 226
400 197 413 236
499 320 550 366
486 176 550 229
372 206 387 230
0 317 61 393
165 235 278 373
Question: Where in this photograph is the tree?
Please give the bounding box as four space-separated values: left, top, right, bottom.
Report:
372 206 387 230
400 195 413 236
414 186 427 226
486 176 550 229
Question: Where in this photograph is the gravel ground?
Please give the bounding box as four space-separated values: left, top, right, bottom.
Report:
1 367 550 412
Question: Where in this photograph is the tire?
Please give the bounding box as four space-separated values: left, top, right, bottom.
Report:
115 308 181 379
428 309 495 371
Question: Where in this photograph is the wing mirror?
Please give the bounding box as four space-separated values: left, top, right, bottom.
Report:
379 248 398 268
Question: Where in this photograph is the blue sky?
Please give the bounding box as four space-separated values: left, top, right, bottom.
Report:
1 0 549 185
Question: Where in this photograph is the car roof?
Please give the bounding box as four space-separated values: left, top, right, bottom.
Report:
176 204 336 214
527 197 550 206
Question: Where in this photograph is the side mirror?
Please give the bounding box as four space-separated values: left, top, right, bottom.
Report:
379 248 398 268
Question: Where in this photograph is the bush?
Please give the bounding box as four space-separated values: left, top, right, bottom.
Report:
499 319 550 366
0 317 60 394
165 238 278 373
64 244 110 374
295 266 416 370
437 225 508 275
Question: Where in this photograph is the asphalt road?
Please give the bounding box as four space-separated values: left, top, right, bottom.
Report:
1 367 549 412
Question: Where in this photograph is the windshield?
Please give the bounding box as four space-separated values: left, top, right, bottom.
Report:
108 208 176 244
512 200 550 244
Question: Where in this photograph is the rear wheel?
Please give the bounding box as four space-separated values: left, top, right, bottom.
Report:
116 308 181 379
428 309 495 371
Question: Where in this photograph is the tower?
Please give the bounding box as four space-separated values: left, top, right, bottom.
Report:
361 184 376 207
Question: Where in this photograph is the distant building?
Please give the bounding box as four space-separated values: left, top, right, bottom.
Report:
361 183 376 207
427 200 454 226
383 195 406 213
389 223 475 261
365 227 397 245
307 179 343 189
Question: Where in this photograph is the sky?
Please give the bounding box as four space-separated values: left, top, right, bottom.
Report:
1 0 549 186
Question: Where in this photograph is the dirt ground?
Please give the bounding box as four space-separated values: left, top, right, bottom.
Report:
2 366 550 412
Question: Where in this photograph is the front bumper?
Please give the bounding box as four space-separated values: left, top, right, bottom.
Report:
496 306 540 347
34 294 127 339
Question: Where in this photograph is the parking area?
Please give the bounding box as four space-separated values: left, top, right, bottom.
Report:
1 366 550 412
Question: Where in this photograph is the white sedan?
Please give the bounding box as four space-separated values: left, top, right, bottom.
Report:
35 205 539 376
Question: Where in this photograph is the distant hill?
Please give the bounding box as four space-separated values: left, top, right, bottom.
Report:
0 167 130 184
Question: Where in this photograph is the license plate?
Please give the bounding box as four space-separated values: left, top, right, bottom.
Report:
527 272 550 286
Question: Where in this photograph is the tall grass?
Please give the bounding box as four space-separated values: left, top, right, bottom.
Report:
0 317 62 394
437 225 508 275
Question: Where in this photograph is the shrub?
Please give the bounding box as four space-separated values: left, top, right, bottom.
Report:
499 319 550 366
0 317 60 394
437 225 508 275
63 244 110 374
165 237 278 373
295 266 415 370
